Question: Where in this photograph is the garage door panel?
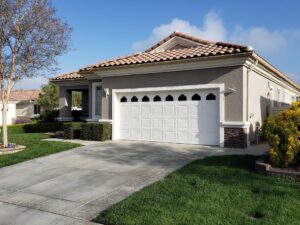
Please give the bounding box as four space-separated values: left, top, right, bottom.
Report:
164 105 175 116
152 118 163 129
141 105 151 116
165 131 176 142
130 105 140 116
152 105 163 116
141 118 151 128
152 130 163 141
177 105 188 115
177 118 189 129
177 131 189 143
164 118 175 129
141 129 151 140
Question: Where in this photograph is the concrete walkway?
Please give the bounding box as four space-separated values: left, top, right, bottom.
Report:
0 141 267 225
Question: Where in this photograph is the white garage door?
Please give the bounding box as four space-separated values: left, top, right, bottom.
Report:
116 89 220 146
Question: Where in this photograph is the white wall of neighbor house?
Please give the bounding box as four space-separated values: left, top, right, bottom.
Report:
0 102 17 125
16 101 41 118
244 64 299 142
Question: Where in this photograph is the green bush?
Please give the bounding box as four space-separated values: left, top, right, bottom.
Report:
81 123 92 140
39 110 59 122
80 123 112 141
263 102 300 168
8 124 27 134
23 122 64 133
63 122 83 139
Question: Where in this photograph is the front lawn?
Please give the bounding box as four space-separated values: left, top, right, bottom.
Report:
94 155 300 225
0 125 81 168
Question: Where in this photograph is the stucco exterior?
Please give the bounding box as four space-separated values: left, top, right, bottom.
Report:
16 101 39 118
246 66 299 142
101 66 244 122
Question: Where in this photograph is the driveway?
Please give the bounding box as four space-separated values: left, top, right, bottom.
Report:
0 141 267 225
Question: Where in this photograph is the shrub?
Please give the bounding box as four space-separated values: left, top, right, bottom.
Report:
263 104 300 168
81 123 92 140
8 124 27 134
14 117 32 124
63 122 83 139
39 110 59 122
23 122 64 133
81 123 112 141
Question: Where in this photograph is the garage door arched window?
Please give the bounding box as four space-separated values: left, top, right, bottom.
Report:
178 94 187 101
142 96 149 102
153 95 161 102
131 96 138 102
192 94 201 101
206 93 216 100
120 96 127 102
165 95 173 101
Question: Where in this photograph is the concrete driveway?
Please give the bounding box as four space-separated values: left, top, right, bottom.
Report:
0 141 267 225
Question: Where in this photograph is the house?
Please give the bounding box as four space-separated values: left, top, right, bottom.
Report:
0 90 42 125
52 32 300 148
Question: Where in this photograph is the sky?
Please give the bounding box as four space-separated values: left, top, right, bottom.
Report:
14 0 300 90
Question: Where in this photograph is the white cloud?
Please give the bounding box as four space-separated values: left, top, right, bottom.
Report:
132 11 226 51
231 27 287 54
133 11 300 56
13 76 49 90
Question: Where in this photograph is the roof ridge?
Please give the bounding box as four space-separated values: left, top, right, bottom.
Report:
144 31 214 53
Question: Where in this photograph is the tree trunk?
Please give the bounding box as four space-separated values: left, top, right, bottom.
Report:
2 100 8 147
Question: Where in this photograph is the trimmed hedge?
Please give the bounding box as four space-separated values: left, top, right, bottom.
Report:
23 122 64 133
63 122 83 139
81 123 112 141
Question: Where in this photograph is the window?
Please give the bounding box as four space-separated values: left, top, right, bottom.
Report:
178 94 187 101
206 93 216 100
131 96 138 102
142 96 149 102
153 95 161 102
165 95 173 101
120 96 127 102
192 94 201 101
34 104 41 115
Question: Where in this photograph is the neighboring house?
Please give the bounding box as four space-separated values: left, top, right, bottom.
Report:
52 32 300 148
0 90 42 125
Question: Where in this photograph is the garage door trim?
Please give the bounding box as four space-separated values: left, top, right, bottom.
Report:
112 84 225 146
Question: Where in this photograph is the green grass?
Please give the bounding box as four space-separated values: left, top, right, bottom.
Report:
0 125 81 168
94 155 300 225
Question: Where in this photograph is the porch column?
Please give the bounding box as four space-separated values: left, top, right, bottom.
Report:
59 87 72 118
81 89 89 118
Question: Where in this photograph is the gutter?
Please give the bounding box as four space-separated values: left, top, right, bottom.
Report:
251 52 300 92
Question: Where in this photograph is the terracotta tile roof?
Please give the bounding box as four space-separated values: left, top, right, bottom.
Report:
52 71 84 81
10 90 42 101
145 31 213 53
80 40 250 72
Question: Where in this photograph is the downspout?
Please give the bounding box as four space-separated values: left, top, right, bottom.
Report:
246 57 258 122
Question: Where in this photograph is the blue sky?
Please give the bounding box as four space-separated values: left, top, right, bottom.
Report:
14 0 300 89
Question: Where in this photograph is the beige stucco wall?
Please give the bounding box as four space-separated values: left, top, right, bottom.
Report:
101 66 244 121
247 68 299 142
16 102 35 118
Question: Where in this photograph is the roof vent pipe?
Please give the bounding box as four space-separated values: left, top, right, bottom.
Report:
246 45 254 51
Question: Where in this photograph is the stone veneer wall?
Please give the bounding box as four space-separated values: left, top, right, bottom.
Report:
224 127 247 148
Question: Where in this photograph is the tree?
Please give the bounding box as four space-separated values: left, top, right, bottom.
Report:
72 91 82 109
0 0 71 146
38 82 59 110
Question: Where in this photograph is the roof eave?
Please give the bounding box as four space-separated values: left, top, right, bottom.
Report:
251 52 300 92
